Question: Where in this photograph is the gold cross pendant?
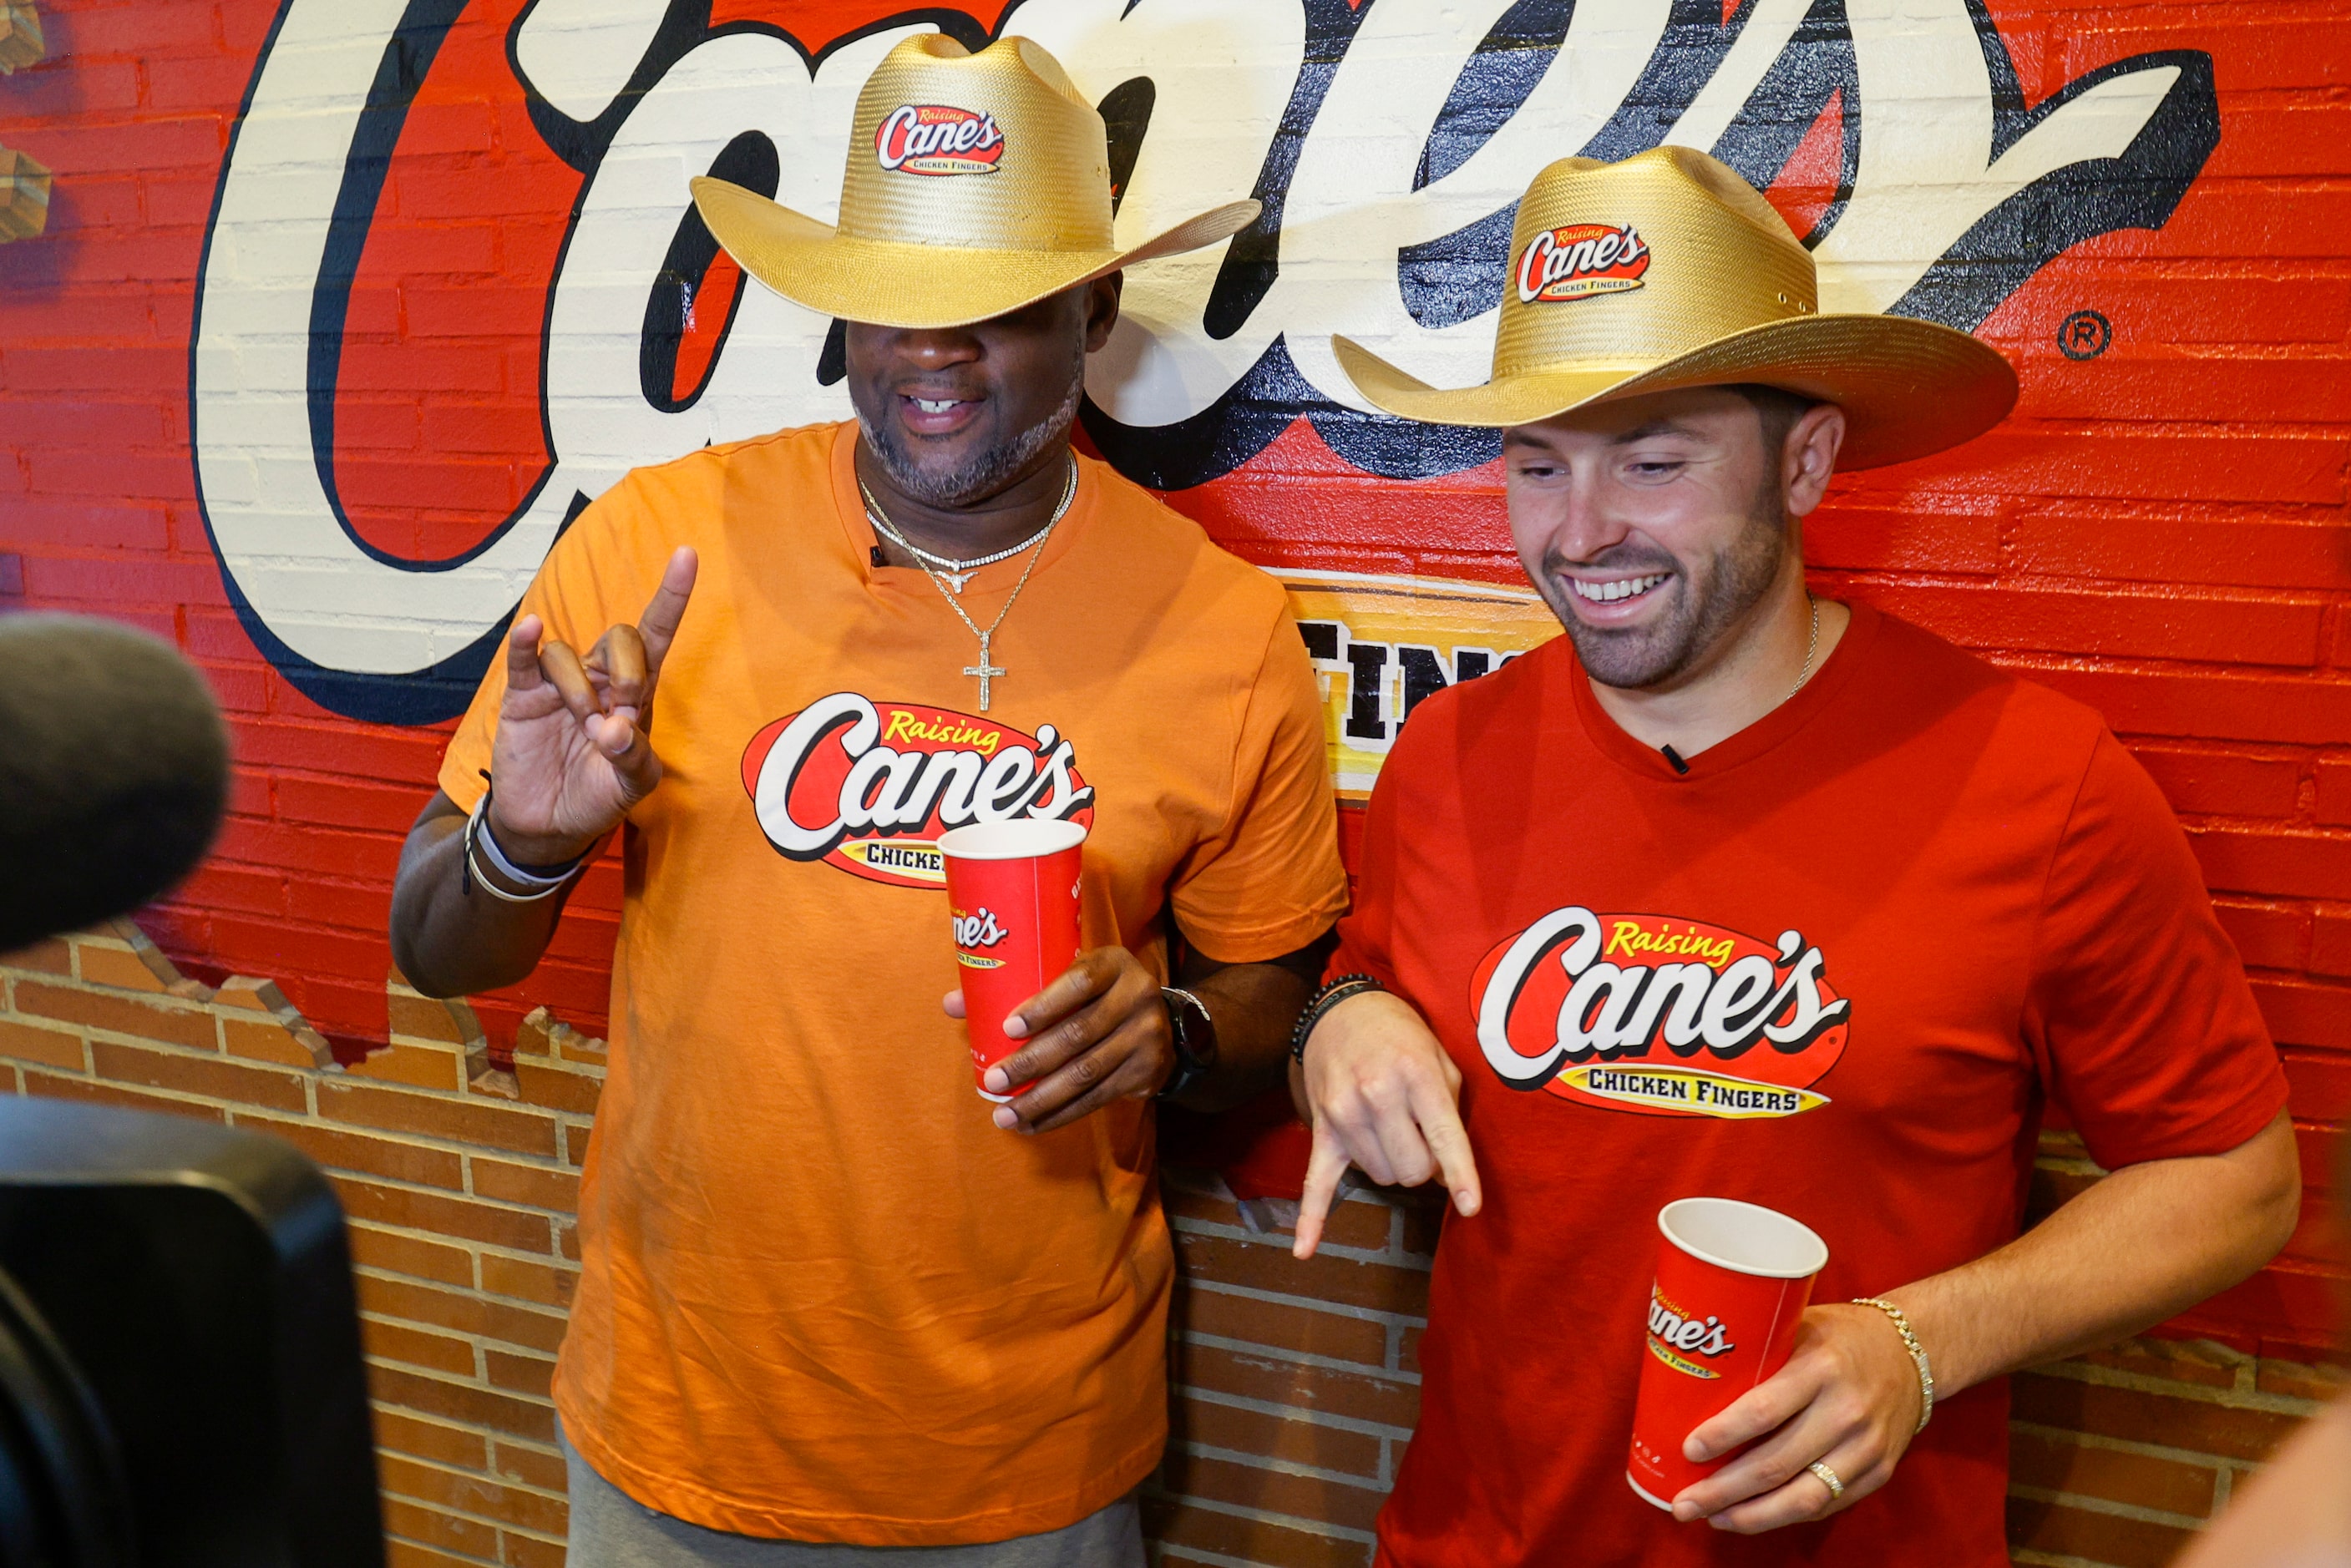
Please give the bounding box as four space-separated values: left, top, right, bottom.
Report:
965 632 1006 712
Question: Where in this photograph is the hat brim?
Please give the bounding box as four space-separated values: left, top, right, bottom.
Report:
1331 313 2019 470
692 177 1260 331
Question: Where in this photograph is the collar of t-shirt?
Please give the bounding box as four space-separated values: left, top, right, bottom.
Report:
826 422 1099 595
1564 599 1887 783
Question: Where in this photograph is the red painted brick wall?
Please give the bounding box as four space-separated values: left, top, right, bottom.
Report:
3 0 2349 1564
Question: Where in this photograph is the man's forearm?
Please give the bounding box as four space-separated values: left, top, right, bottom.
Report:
1174 936 1329 1112
1887 1110 2300 1396
388 796 575 999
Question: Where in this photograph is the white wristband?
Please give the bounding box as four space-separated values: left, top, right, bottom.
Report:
463 795 581 903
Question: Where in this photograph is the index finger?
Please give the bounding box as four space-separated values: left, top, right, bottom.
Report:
637 547 699 670
1405 1073 1482 1217
1685 1362 1816 1464
1292 1122 1352 1260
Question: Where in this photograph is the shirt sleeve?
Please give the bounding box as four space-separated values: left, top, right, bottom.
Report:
436 475 666 814
1326 691 1430 994
1166 609 1350 964
2024 726 2288 1169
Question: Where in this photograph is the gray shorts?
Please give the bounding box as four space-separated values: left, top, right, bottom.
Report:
560 1426 1146 1568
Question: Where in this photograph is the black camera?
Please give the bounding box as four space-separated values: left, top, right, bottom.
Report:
0 1096 383 1566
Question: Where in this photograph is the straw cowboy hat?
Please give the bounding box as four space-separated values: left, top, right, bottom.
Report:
1332 147 2017 468
691 34 1259 331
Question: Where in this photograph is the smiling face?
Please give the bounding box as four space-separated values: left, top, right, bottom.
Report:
1503 386 1842 691
845 277 1122 511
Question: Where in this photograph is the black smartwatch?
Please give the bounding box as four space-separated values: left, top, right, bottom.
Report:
1157 987 1219 1100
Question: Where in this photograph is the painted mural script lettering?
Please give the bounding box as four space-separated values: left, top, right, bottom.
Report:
192 0 2219 721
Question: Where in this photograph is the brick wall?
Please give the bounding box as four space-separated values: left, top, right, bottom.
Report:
0 925 2339 1567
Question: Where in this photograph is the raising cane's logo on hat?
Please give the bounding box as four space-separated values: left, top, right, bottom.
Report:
741 692 1094 889
1515 222 1651 304
1472 907 1849 1119
874 104 1006 176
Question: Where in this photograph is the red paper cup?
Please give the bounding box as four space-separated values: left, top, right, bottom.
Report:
937 819 1087 1102
1627 1196 1828 1511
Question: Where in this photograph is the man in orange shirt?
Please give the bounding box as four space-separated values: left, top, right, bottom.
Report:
1286 148 2300 1565
388 35 1345 1565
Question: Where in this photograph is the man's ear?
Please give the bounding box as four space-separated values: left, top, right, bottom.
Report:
1083 271 1124 352
1782 402 1847 520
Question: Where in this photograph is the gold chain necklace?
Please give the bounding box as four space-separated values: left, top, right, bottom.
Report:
860 456 1077 713
1783 595 1820 705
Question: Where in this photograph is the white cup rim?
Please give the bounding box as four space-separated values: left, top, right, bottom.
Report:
936 818 1088 861
1657 1196 1827 1280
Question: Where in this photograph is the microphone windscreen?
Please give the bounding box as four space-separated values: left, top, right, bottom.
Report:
0 616 230 951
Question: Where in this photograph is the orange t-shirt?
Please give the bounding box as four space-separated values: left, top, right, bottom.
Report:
438 422 1347 1545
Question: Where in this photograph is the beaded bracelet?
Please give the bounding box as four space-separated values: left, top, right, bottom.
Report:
1289 974 1385 1063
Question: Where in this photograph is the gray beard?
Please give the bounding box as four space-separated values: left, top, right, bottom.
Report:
857 344 1086 510
1542 497 1789 690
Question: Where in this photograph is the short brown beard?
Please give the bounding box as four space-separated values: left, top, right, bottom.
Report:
856 336 1086 509
1542 470 1791 691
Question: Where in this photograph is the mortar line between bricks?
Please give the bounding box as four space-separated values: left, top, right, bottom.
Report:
373 1433 571 1520
495 1524 569 1548
33 1077 231 1115
2009 1550 2129 1568
2029 1357 2328 1415
362 1318 561 1363
1143 1543 1280 1568
1176 1382 1416 1441
2006 1417 2243 1471
380 1447 570 1504
351 1264 570 1327
1183 1279 1429 1331
1137 1487 1377 1546
296 1154 575 1211
1181 1332 1426 1383
1176 1439 1392 1492
2004 1484 2208 1530
382 1528 503 1568
1168 1214 1431 1271
363 1355 555 1408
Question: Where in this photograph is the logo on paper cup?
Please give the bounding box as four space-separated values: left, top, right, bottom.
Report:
742 694 1094 890
1472 908 1848 1118
952 906 1011 968
875 104 1005 175
1647 1286 1734 1378
1516 223 1650 304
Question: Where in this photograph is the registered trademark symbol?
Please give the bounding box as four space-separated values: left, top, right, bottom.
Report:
2058 310 2111 360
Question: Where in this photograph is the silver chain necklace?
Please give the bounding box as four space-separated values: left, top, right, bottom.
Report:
1783 595 1821 705
860 456 1077 713
861 472 1067 594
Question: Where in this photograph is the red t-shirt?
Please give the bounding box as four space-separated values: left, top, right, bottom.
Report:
1339 603 2285 1568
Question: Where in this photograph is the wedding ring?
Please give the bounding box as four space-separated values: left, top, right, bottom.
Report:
1806 1460 1844 1502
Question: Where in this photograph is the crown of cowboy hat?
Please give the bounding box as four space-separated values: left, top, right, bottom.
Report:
690 33 1258 332
1332 146 2017 469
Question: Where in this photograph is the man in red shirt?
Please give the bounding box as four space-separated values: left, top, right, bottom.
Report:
1286 145 2302 1565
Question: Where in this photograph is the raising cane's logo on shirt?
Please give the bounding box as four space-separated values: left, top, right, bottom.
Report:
741 693 1094 889
1471 907 1849 1119
874 104 1006 176
1515 223 1651 304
